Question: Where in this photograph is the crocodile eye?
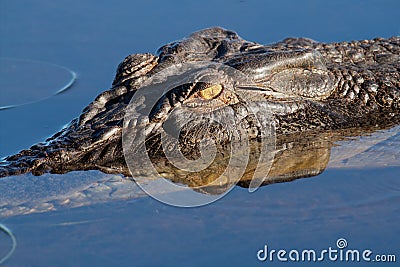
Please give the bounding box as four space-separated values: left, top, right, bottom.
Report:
198 84 223 100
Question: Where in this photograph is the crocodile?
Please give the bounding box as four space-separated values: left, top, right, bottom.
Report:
0 27 399 185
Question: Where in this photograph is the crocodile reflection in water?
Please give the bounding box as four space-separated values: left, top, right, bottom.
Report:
145 126 400 194
0 27 399 193
1 126 399 218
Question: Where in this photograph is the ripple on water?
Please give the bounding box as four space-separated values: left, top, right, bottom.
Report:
0 58 76 109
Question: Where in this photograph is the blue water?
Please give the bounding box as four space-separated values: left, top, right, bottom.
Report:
1 1 399 266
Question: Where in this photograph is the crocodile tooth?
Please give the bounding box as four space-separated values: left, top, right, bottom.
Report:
364 93 370 104
348 91 355 100
367 83 379 93
353 85 360 94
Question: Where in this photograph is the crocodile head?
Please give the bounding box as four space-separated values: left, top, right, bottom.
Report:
104 28 339 191
1 27 399 191
117 29 337 175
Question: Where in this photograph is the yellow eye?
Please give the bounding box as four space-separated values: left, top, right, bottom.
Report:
198 84 223 100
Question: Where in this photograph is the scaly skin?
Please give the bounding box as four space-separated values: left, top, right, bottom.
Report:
0 27 399 178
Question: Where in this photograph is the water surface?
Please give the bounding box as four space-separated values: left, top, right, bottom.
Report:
1 0 399 266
